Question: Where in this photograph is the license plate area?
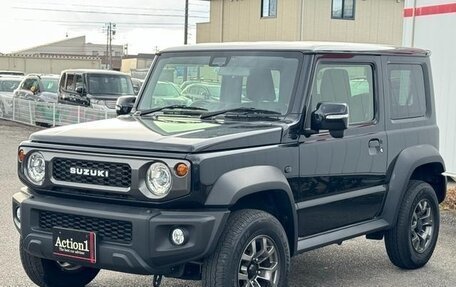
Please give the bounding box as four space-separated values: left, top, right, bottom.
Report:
52 227 97 264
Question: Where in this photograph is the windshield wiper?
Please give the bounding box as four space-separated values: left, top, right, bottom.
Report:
200 107 281 119
136 105 208 116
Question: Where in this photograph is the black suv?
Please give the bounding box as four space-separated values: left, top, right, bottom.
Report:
13 43 446 287
58 69 135 110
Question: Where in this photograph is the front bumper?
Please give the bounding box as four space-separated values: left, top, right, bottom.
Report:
12 190 229 275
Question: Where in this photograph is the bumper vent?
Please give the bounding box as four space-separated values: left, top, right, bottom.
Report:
39 210 132 244
52 158 131 188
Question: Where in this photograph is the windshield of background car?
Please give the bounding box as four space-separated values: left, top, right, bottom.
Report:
88 74 134 95
0 79 21 92
138 52 302 115
41 78 59 93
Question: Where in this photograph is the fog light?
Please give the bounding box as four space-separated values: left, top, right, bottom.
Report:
170 228 186 246
16 207 21 221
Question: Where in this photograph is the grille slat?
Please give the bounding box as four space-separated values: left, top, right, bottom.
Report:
39 210 132 243
52 158 131 188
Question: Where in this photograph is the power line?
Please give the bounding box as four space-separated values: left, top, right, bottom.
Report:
12 6 209 19
13 0 209 13
19 19 198 27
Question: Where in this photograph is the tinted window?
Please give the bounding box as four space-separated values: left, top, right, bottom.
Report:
311 63 374 124
388 64 426 119
41 79 58 93
87 74 134 95
0 79 21 92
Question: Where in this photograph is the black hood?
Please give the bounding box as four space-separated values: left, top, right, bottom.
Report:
29 116 284 153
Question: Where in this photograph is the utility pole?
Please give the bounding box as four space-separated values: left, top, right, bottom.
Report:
184 0 189 45
104 22 116 70
105 23 109 69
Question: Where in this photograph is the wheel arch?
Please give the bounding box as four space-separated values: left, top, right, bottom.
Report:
382 144 446 225
205 166 298 256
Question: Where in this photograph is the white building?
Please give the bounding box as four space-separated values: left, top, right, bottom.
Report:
403 0 456 178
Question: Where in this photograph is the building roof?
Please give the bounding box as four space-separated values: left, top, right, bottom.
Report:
162 41 430 56
13 36 86 54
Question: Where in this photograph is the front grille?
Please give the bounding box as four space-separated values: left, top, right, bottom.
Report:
52 158 131 188
39 210 132 243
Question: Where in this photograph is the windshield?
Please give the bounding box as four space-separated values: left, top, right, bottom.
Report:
41 78 59 93
138 52 301 115
88 74 134 95
0 79 21 92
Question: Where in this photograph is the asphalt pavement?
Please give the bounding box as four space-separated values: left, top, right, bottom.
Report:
1 119 455 287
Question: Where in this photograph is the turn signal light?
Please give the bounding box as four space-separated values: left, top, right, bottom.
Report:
18 149 26 162
175 163 189 177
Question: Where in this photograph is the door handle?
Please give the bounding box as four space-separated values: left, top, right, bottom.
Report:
368 139 384 154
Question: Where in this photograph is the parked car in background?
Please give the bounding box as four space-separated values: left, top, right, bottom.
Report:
0 75 23 117
12 74 59 126
58 69 135 110
149 81 191 106
182 82 221 101
14 74 59 102
0 70 25 76
131 78 144 95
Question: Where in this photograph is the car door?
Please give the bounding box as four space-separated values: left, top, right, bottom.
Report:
297 55 388 237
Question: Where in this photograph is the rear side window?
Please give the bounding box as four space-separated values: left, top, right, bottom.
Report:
388 64 427 119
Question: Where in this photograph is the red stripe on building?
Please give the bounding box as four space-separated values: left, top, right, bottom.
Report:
404 3 456 17
404 8 414 17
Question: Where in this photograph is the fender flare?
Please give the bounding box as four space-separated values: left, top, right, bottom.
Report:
205 165 298 252
381 144 445 225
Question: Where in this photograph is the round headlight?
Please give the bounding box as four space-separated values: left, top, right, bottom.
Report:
146 162 172 198
26 152 46 185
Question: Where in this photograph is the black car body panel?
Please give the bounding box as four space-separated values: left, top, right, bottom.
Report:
28 116 284 153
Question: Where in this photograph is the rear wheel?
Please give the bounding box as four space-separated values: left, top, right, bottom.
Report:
202 209 290 287
384 180 440 269
20 239 100 287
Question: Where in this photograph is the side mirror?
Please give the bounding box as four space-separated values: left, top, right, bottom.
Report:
75 86 86 94
311 102 349 138
116 96 136 116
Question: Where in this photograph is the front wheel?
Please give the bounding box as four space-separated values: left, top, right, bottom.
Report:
384 180 440 269
20 239 100 287
202 209 290 287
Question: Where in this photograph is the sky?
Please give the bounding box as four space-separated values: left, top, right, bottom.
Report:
0 0 210 54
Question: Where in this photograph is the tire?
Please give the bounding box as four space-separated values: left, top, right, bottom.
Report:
202 209 290 287
384 180 440 269
20 239 100 287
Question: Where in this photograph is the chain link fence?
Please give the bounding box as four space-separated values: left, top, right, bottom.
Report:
0 96 117 127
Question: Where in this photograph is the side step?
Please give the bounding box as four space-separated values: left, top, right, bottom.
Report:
296 219 389 253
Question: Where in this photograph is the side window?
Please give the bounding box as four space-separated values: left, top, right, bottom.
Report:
120 77 129 92
21 78 36 91
311 63 374 124
59 73 66 90
65 74 75 91
75 74 84 90
388 64 427 119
